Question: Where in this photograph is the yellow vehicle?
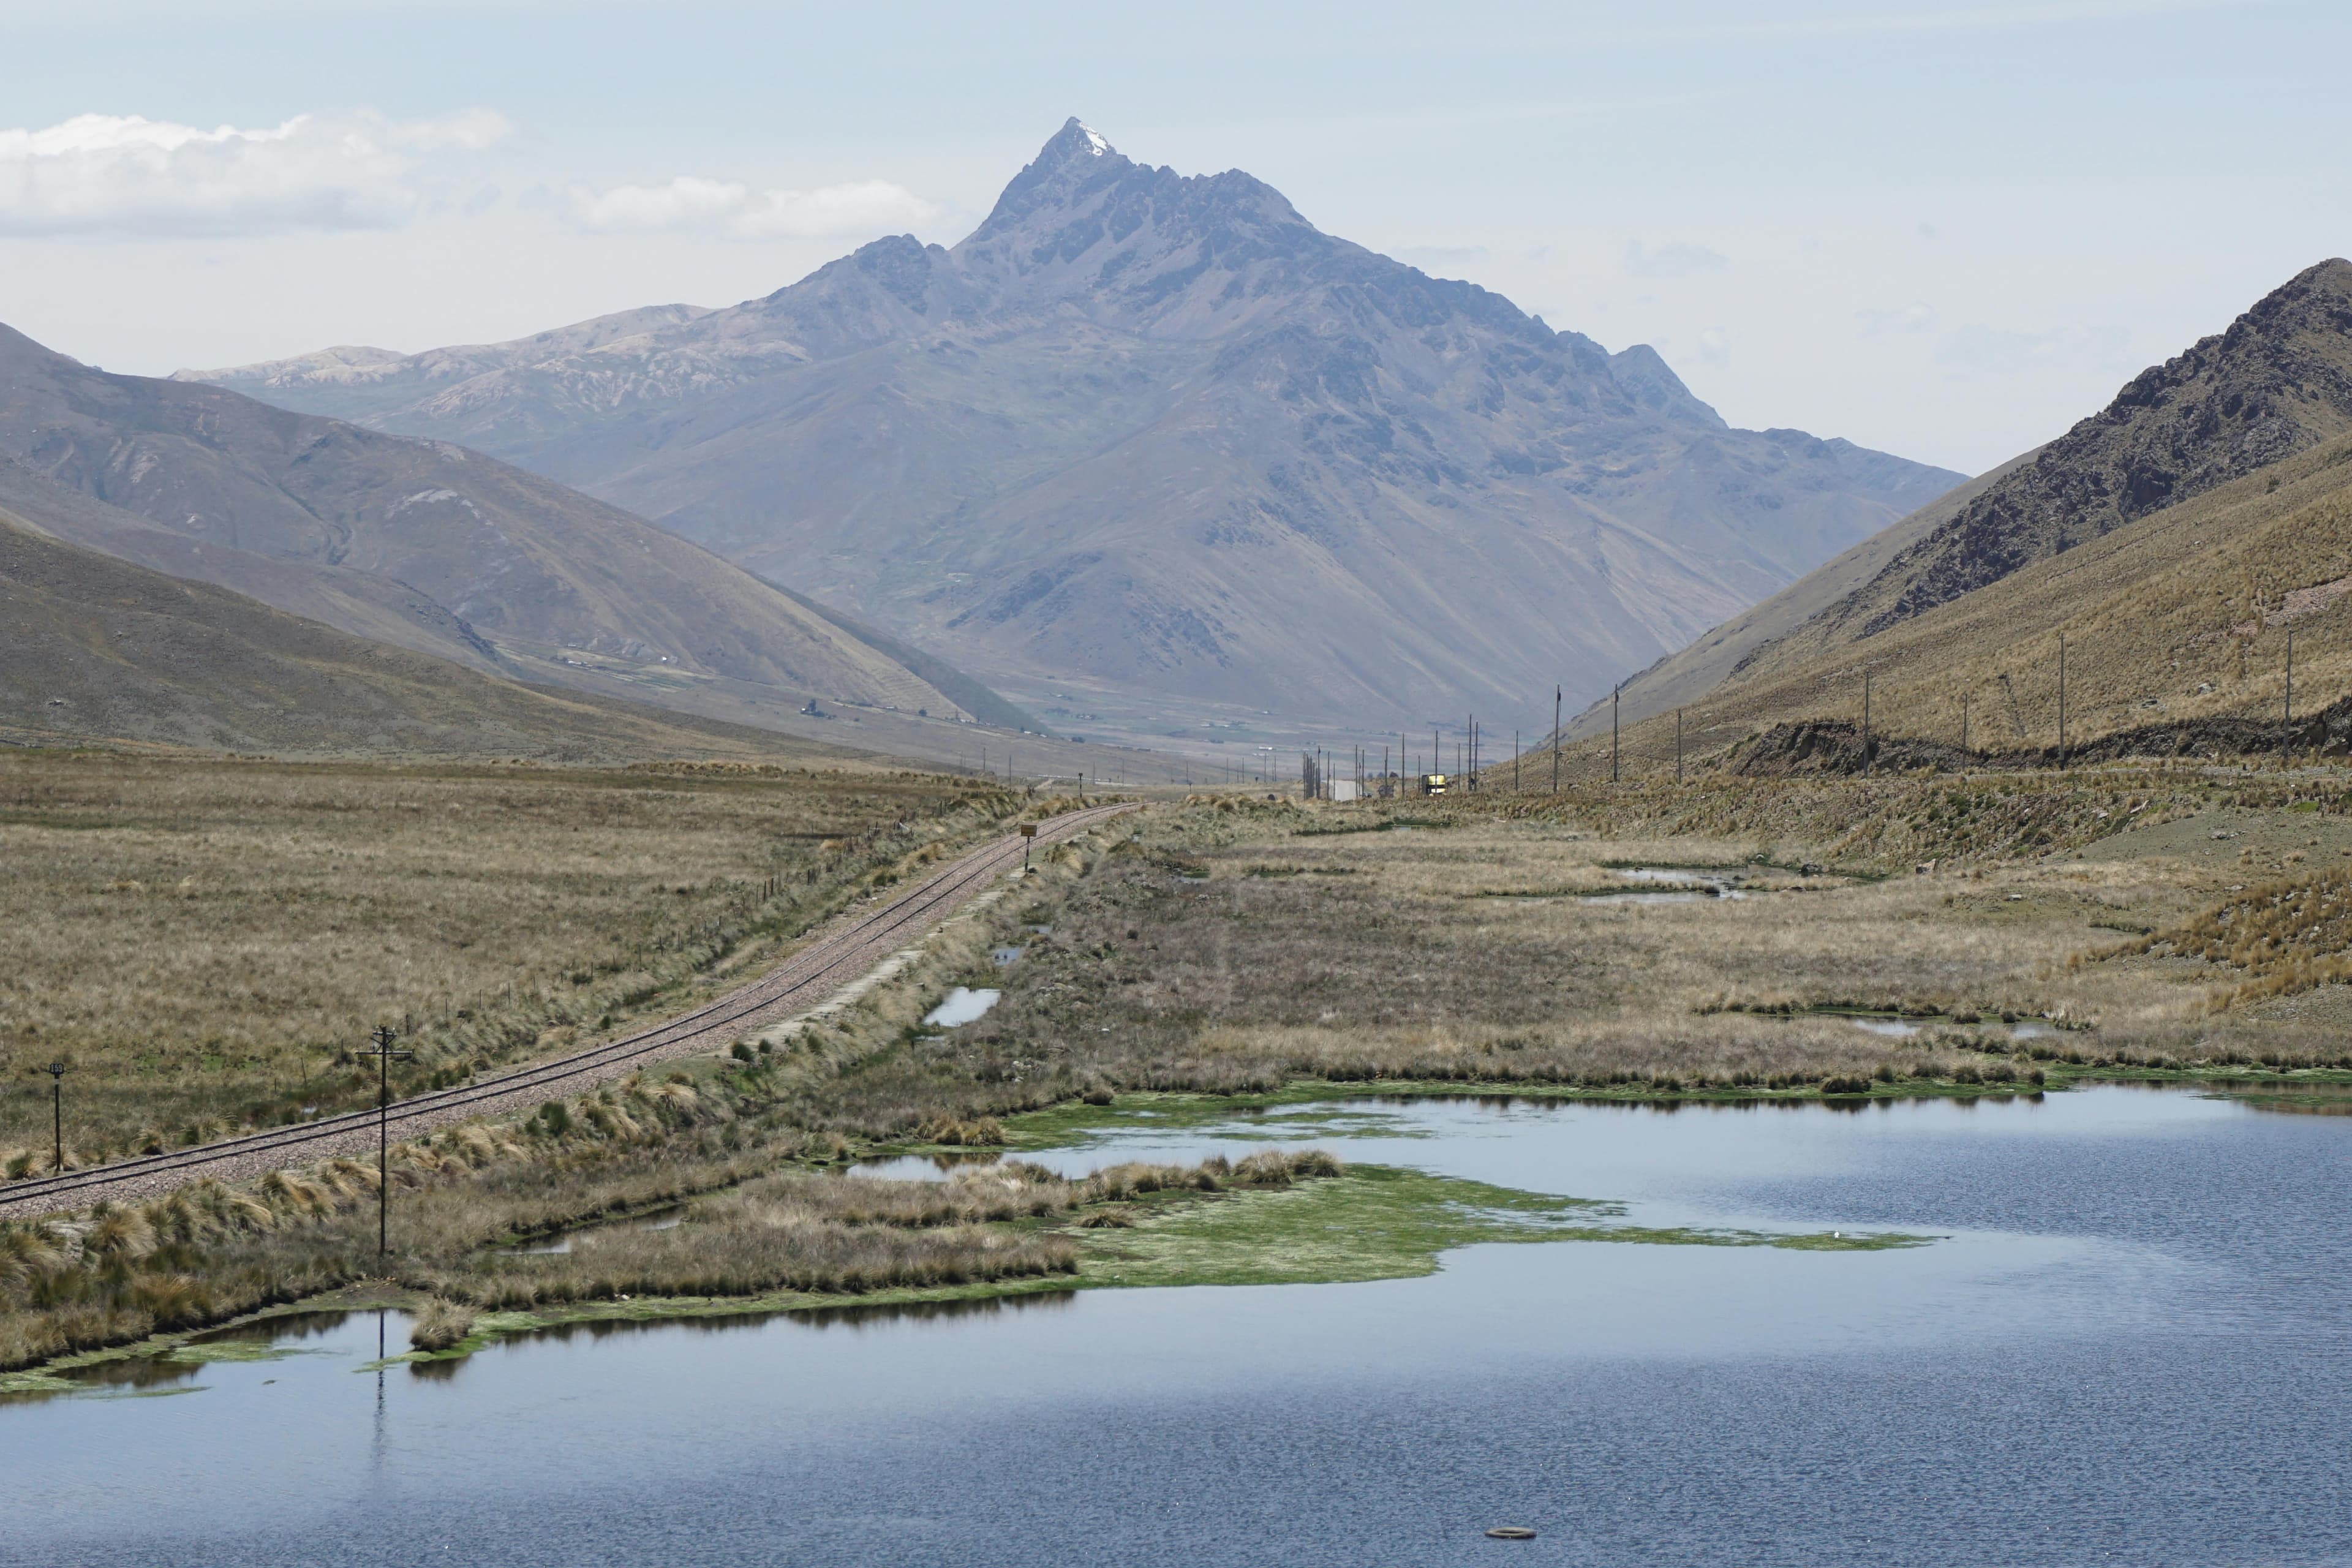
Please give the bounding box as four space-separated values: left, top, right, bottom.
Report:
1422 772 1449 796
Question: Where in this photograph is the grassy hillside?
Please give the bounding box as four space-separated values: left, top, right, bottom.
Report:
1562 260 2352 774
1547 431 2352 777
1572 451 2034 739
0 511 864 763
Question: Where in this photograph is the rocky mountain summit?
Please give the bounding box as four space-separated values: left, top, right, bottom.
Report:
194 119 1966 735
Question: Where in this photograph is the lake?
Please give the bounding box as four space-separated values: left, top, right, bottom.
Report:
5 1086 2347 1567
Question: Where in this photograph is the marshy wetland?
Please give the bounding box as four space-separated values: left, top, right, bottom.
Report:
10 760 2352 1564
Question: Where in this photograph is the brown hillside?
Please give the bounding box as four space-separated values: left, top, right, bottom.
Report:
0 323 1029 736
0 510 859 763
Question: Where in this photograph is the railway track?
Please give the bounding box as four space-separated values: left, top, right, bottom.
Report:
0 802 1136 1220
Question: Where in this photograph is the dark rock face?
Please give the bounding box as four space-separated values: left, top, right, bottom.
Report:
1728 694 2352 777
187 118 1966 731
1855 260 2352 638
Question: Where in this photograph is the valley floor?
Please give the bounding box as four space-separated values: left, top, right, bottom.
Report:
8 753 2352 1378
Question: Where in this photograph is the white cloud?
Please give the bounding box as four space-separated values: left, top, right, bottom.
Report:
0 109 512 238
1857 301 1940 336
1626 239 1730 279
567 175 937 240
1938 320 2136 373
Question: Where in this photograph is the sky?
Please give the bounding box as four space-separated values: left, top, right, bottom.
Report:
1 0 2345 475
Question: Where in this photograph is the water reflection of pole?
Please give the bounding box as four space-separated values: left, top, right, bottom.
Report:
374 1307 389 1477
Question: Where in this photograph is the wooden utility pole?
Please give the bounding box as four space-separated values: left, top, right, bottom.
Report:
1551 686 1562 794
358 1026 412 1256
2285 629 2295 770
43 1061 66 1173
1863 672 1872 777
2057 633 2068 766
1676 708 1684 784
1611 685 1620 783
1513 729 1520 793
1961 692 1969 754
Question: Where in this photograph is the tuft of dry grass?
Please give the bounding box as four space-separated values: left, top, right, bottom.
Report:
2127 865 2352 1007
407 1298 477 1352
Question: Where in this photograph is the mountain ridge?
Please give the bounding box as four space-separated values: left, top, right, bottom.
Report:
1 321 1044 742
0 507 860 762
190 118 1967 738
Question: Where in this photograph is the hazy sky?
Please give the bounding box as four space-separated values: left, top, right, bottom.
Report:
2 0 2343 474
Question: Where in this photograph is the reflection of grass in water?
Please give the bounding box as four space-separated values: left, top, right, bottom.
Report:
1009 1089 1487 1149
1184 1108 1431 1142
2207 1080 2352 1115
0 1323 347 1398
1075 1165 1924 1290
165 1339 326 1366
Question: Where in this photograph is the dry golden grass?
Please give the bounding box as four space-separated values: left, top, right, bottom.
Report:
0 750 1012 1163
2123 863 2352 1008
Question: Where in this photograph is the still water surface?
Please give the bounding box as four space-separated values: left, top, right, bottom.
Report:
6 1087 2348 1567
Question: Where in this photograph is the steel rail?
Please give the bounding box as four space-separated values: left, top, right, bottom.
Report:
0 802 1133 1215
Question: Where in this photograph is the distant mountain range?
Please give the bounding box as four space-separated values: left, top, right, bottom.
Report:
190 118 1966 739
0 320 1043 756
1567 258 2352 766
0 507 851 760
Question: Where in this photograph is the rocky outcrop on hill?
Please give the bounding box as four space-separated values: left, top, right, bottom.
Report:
1839 260 2352 642
1728 695 2352 777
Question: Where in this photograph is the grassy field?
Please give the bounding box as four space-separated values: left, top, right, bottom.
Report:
0 750 1014 1168
796 780 2352 1141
